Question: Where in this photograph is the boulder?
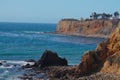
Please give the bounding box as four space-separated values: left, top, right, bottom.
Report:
37 50 68 67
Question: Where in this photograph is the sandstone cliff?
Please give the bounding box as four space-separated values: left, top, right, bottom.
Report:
56 19 119 38
75 22 120 76
101 22 120 75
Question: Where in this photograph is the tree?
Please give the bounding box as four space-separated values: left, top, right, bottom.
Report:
93 12 97 19
114 11 119 19
106 14 112 19
101 13 106 19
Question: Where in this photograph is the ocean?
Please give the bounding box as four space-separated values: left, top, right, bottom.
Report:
0 22 104 79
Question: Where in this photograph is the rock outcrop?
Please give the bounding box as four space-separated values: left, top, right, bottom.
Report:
75 22 120 76
56 19 119 38
101 22 120 75
36 50 68 67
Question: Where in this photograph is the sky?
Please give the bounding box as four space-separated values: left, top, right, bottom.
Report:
0 0 120 23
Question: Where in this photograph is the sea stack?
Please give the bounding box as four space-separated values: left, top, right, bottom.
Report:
36 50 68 67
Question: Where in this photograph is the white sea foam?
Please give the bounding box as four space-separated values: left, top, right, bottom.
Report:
0 60 35 79
0 70 9 80
0 60 35 69
7 60 35 66
24 31 44 34
0 32 19 37
0 65 13 69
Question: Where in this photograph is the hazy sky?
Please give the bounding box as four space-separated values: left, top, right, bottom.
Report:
0 0 120 23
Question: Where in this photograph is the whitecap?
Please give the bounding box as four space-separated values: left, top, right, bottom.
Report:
23 31 44 34
0 65 13 69
0 32 19 37
0 60 35 69
7 60 35 66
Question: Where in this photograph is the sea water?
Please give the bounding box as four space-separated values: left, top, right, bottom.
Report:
0 22 104 79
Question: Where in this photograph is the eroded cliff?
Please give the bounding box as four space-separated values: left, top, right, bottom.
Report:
75 22 120 76
101 22 120 75
56 19 119 38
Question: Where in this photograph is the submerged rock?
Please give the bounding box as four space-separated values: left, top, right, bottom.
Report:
37 50 68 67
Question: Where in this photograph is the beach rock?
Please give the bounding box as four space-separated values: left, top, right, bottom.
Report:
37 50 68 67
56 19 119 38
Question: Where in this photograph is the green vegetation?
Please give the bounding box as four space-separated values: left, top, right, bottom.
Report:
90 11 119 20
61 11 120 21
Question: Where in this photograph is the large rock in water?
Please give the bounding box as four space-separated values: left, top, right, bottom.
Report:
37 50 68 67
75 22 120 76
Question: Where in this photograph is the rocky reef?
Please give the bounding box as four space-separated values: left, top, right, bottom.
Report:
56 19 119 38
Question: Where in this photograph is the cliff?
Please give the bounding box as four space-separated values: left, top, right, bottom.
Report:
75 22 120 76
101 22 120 75
56 19 119 38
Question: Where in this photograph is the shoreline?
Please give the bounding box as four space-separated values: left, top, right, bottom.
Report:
19 65 120 80
51 32 109 39
1 59 119 80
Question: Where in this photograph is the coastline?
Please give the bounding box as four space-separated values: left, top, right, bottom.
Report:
19 22 120 80
56 19 120 39
19 65 120 80
0 22 120 80
54 32 108 39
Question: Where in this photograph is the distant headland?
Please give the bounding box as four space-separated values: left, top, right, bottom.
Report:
56 11 120 38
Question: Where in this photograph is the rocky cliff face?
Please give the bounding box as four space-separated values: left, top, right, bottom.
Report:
101 22 120 75
75 22 120 76
56 19 119 38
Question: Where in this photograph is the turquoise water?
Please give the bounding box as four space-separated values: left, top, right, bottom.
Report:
0 22 105 79
0 22 105 65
